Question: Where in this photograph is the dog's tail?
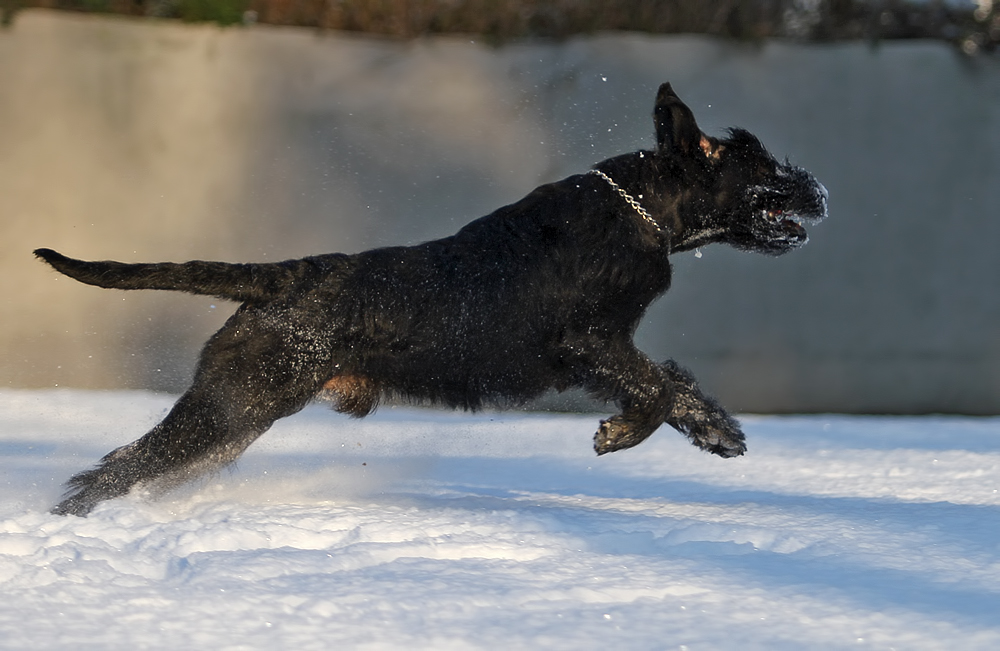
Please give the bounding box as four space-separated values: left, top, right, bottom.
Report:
34 248 310 303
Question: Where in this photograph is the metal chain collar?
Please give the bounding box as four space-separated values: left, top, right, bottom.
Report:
589 169 663 234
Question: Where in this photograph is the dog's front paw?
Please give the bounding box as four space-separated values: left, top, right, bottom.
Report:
593 417 656 455
660 360 746 458
683 413 746 458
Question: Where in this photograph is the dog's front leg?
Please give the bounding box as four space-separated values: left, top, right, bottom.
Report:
566 339 673 455
569 339 746 458
659 360 746 458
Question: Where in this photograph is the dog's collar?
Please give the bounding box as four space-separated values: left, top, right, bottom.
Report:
589 169 663 236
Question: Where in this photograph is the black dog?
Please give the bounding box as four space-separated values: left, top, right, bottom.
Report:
37 84 827 516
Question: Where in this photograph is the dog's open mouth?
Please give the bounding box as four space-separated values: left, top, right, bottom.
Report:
765 209 809 239
751 173 828 252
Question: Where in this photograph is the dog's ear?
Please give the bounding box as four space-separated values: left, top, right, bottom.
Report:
654 83 703 156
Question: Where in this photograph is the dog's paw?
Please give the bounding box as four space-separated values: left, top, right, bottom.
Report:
683 415 747 458
659 360 746 458
593 417 656 455
50 490 99 517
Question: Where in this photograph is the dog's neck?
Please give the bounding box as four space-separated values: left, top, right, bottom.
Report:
589 169 662 235
672 226 726 252
590 167 724 254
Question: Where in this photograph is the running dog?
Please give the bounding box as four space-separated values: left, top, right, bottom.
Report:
37 83 827 516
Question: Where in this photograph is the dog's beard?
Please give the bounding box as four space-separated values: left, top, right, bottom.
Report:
740 170 827 255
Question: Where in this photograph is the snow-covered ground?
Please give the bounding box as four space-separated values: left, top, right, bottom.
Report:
1 389 999 649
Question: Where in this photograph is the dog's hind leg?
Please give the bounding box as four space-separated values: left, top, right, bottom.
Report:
659 360 746 458
51 308 333 516
49 390 292 516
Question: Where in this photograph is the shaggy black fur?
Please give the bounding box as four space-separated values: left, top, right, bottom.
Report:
36 84 827 516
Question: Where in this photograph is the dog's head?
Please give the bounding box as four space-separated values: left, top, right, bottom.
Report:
654 83 828 256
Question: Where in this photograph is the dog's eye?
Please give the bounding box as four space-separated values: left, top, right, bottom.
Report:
758 163 778 178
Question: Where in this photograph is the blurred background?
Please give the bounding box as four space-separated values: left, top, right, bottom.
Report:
1 1 998 413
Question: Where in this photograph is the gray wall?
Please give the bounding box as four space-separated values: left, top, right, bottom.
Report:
3 10 999 413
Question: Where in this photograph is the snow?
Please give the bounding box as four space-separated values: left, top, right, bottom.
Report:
2 389 1000 649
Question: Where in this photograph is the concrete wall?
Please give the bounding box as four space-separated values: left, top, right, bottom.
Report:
2 10 999 413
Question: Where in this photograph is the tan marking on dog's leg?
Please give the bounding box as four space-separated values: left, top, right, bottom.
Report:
322 374 379 417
